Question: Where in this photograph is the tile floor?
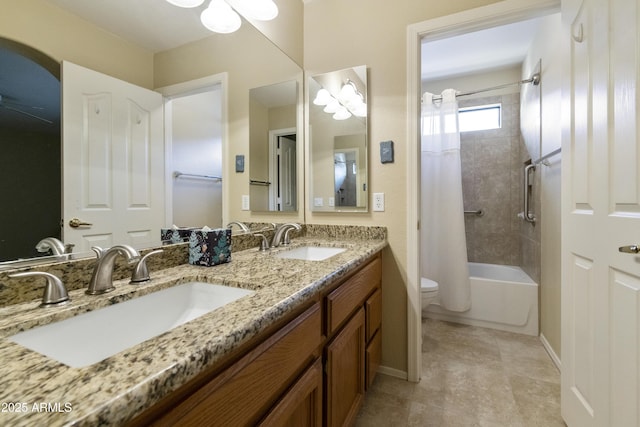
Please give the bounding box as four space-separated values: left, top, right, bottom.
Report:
355 319 565 427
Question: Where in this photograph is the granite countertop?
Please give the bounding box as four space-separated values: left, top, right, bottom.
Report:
0 235 386 426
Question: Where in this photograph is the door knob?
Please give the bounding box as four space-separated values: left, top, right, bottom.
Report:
69 218 93 228
619 244 640 254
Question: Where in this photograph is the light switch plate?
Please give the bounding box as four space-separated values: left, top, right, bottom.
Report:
380 140 394 164
241 195 250 211
328 197 335 207
314 197 323 207
373 193 385 211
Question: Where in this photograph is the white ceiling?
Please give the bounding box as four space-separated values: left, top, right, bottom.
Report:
421 17 546 81
47 0 221 52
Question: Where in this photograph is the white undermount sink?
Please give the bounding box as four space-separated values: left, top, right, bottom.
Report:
275 246 346 261
9 282 254 368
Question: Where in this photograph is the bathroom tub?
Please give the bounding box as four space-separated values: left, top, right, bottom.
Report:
425 262 539 336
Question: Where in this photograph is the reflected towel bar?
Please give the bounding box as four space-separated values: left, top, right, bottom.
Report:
174 171 222 181
250 179 271 186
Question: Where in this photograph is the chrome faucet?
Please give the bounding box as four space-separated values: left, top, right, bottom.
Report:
87 244 140 295
271 223 301 248
227 221 250 233
9 271 70 307
35 237 67 256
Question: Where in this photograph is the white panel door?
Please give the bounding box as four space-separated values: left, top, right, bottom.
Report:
278 135 297 211
562 0 640 425
62 61 164 252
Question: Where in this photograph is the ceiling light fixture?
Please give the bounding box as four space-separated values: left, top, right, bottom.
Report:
166 0 205 7
166 0 278 34
313 80 367 121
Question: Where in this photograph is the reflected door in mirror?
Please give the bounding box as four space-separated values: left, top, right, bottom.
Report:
62 61 165 252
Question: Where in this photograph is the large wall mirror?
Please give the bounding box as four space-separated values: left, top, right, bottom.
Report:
309 66 368 212
0 5 303 268
249 80 298 212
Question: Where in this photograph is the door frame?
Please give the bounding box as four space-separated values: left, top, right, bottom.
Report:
405 0 560 382
156 73 229 227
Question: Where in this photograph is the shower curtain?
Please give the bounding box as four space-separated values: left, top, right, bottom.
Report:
421 89 471 312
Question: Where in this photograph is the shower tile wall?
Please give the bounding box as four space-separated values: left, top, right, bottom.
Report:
461 93 539 278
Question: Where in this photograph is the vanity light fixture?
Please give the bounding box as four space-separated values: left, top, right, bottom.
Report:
201 0 241 34
313 80 367 121
165 0 278 34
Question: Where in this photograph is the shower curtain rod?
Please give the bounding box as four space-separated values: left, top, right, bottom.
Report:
429 73 541 102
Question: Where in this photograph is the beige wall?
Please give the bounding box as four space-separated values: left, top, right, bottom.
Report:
523 13 563 359
227 0 303 66
304 0 503 374
0 0 154 88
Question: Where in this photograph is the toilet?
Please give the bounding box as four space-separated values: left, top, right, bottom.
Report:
421 277 439 316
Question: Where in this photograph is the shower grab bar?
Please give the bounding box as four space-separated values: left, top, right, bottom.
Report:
533 147 562 166
523 164 536 223
464 209 484 217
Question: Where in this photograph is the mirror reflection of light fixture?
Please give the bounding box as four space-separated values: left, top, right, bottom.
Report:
333 106 352 121
313 80 367 121
166 0 278 34
324 99 340 114
313 89 333 106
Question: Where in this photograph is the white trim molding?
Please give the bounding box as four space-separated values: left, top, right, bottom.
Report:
540 333 562 372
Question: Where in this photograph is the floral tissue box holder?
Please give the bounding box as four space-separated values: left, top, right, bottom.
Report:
161 227 197 244
189 228 232 266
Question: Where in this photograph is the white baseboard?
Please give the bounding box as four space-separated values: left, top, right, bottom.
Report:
540 333 561 372
377 365 408 380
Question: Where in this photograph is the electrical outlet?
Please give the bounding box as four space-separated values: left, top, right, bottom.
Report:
241 195 250 211
314 197 324 207
328 197 335 207
373 193 385 212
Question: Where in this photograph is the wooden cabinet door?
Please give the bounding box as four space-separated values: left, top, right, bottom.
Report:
259 358 323 427
325 307 365 427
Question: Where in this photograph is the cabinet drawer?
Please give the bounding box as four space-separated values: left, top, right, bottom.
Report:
365 288 381 342
365 329 381 390
326 257 381 336
155 303 322 426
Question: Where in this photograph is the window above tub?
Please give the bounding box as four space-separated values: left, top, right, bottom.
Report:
459 103 501 132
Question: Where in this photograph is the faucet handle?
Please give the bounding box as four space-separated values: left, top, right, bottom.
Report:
254 233 270 251
130 249 163 283
9 271 70 307
91 246 105 259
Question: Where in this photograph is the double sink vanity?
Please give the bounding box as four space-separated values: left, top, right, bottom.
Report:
0 225 386 426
